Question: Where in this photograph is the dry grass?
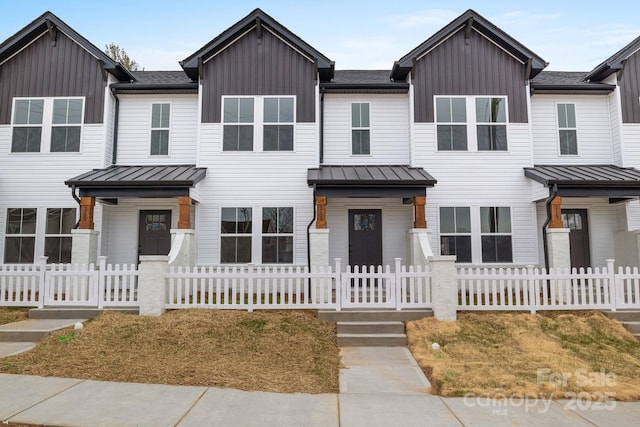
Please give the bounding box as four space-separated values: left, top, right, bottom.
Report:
0 310 340 394
407 311 640 400
0 307 29 325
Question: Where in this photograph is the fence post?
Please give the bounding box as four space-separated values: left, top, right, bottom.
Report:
527 265 536 314
335 258 342 311
606 259 616 312
37 256 48 309
138 256 169 316
429 256 458 320
248 266 254 313
97 256 107 309
394 258 402 311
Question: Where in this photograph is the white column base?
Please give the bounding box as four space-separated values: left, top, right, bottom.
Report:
138 255 170 316
428 255 457 321
408 228 433 267
547 228 571 270
71 229 99 266
309 228 330 303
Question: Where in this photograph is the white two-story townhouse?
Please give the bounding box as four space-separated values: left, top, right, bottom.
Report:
3 8 640 272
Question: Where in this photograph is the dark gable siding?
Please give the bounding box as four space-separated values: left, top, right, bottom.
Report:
0 31 105 125
413 29 528 123
620 51 640 123
201 27 316 123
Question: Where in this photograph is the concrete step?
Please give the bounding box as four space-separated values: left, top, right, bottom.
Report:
0 342 37 358
318 309 432 322
605 310 640 322
337 321 405 334
337 333 407 347
0 318 86 342
622 321 640 334
29 307 138 319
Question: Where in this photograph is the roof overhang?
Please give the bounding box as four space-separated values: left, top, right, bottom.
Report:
66 165 207 198
110 83 198 95
308 165 436 198
524 165 640 198
320 83 409 94
530 84 616 95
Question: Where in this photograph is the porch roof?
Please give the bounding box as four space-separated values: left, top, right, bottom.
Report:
66 165 207 198
307 165 436 197
524 164 640 197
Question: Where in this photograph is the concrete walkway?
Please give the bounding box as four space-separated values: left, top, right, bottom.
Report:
0 347 639 426
0 318 88 358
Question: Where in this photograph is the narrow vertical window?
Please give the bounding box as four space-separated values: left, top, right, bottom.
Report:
223 98 254 151
480 207 513 262
557 104 577 155
51 99 82 152
11 99 44 152
263 98 294 151
262 207 294 263
220 207 252 263
351 103 370 155
4 208 37 263
439 207 472 262
436 97 467 150
476 97 507 151
150 103 170 155
44 208 76 263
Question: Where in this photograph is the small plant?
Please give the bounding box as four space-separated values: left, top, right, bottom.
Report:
57 331 76 343
239 318 267 332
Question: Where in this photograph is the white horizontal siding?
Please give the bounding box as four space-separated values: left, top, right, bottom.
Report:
622 124 640 169
415 123 538 265
326 198 412 267
531 94 613 164
196 123 317 265
116 94 198 165
323 94 410 164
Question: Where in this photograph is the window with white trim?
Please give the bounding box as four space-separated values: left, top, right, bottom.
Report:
476 97 507 151
44 208 76 264
436 97 467 151
150 103 170 155
223 98 254 151
51 99 82 152
557 103 577 155
262 207 293 263
264 98 294 151
11 99 44 152
439 207 471 263
480 207 513 262
4 208 37 263
351 103 370 155
220 207 252 263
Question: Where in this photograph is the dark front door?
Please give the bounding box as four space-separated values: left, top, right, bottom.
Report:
562 209 591 269
138 210 172 256
348 209 383 267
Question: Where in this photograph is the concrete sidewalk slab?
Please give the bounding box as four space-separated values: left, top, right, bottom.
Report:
339 394 461 427
0 342 36 357
179 388 338 427
8 379 207 427
562 400 640 426
0 374 82 421
341 346 419 366
0 318 86 331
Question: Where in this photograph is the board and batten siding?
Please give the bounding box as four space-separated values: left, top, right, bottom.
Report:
412 28 528 124
116 95 198 165
530 95 614 164
414 123 538 265
0 31 105 124
326 198 412 268
201 27 316 123
322 93 410 165
195 123 317 265
619 50 640 124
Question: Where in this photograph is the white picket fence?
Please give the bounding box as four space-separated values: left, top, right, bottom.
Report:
0 256 138 308
166 258 432 311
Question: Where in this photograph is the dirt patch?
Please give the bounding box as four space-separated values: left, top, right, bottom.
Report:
0 307 29 325
407 311 640 400
0 310 340 394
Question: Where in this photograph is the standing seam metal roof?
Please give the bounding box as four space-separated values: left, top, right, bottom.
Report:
66 165 207 187
524 165 640 186
307 165 436 186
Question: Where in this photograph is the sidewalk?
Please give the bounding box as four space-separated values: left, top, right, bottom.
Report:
0 348 639 426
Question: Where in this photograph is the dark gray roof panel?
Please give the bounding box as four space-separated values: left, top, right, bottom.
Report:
531 71 616 94
66 165 207 187
111 71 197 94
129 71 193 84
331 70 392 84
524 165 640 186
307 165 436 186
322 70 409 93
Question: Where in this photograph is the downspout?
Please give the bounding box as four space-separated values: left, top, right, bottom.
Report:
542 184 559 271
71 186 81 229
319 87 325 164
110 87 120 165
306 185 317 269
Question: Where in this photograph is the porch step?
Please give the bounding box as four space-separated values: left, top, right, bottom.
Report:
337 333 407 347
623 321 640 334
337 321 405 334
29 307 139 319
318 309 432 322
0 319 86 342
605 310 640 322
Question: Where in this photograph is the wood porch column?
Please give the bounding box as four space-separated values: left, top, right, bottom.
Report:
178 196 192 229
315 196 327 229
549 196 563 228
413 196 427 229
79 197 96 230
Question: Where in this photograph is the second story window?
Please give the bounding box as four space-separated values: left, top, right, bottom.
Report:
264 98 294 151
436 97 467 151
150 103 170 155
351 103 370 155
476 97 507 151
11 99 44 153
223 98 254 151
51 99 82 152
557 103 577 155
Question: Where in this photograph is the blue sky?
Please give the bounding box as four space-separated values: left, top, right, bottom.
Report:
2 1 640 72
